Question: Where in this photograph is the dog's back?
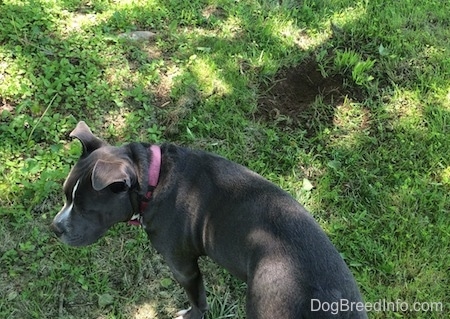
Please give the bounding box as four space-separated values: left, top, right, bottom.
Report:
157 145 367 318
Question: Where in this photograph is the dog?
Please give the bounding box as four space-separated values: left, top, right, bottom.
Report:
51 121 368 319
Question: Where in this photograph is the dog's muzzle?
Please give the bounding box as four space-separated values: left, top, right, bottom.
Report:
51 222 64 237
51 200 73 240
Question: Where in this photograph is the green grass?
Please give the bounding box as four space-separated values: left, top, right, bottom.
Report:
1 0 449 318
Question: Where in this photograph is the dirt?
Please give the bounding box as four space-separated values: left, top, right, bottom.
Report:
257 59 363 135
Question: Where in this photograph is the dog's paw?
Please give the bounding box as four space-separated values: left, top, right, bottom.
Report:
174 307 191 319
174 307 204 319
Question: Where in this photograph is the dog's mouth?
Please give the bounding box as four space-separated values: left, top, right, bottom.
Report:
51 221 108 247
50 221 65 239
51 204 110 247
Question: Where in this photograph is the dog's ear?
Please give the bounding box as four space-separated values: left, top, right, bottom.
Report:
91 159 133 191
70 121 106 156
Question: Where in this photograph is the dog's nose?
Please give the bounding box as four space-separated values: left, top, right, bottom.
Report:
50 222 65 238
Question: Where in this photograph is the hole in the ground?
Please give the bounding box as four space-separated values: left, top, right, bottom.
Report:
257 58 364 136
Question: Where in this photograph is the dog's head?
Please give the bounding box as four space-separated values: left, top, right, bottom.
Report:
51 121 138 246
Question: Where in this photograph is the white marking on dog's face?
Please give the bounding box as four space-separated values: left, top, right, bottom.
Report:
54 178 80 224
69 178 80 204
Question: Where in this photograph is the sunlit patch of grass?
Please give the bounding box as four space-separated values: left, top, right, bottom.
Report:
439 166 450 187
386 90 425 129
329 1 367 27
187 56 232 97
220 15 244 40
0 50 34 101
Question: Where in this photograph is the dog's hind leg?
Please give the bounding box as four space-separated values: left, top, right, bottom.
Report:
245 258 305 319
169 258 208 319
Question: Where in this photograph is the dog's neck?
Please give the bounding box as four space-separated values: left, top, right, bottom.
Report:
129 144 161 226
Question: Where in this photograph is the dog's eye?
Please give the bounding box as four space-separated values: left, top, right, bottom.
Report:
109 182 128 193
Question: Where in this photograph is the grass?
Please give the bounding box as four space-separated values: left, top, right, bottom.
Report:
1 0 449 318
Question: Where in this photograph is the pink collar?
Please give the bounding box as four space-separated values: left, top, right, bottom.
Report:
147 144 162 190
129 145 161 226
